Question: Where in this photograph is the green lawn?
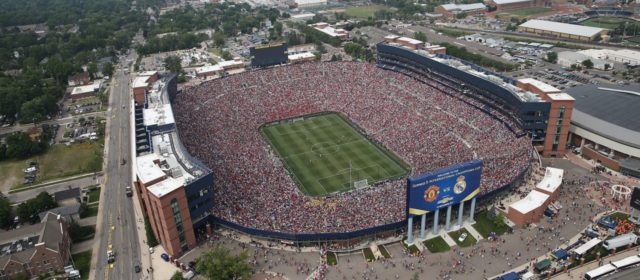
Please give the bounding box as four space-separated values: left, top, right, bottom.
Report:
344 5 394 18
87 188 101 203
70 225 96 243
327 251 338 265
363 248 375 262
80 204 99 218
379 245 391 258
72 250 92 280
423 236 451 253
472 210 510 238
500 7 554 18
609 212 630 221
581 17 635 29
449 228 477 247
0 142 103 191
402 240 420 255
260 113 408 196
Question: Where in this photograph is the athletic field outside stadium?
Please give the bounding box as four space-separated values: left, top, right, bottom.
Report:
260 113 409 196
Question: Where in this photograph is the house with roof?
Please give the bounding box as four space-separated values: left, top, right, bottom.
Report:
0 213 71 279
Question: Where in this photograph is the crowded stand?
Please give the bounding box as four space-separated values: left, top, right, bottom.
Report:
173 61 531 235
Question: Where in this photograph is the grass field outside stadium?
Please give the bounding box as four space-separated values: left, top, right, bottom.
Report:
580 17 636 29
260 113 409 197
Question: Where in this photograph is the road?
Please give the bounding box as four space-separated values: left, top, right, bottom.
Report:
7 175 100 203
603 266 640 280
0 111 106 136
91 53 141 280
435 24 640 50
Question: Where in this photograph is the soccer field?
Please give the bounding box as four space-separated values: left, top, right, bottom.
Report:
260 113 409 196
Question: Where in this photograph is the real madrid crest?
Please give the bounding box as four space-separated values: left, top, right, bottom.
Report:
424 185 440 202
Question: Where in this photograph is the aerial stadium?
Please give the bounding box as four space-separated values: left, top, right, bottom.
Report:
169 40 540 241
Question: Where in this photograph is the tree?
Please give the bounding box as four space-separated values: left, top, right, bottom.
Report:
604 63 611 71
581 59 594 69
164 56 183 75
196 246 253 280
102 62 114 77
170 271 184 280
220 50 233 60
144 217 159 247
213 32 226 47
0 197 13 228
545 51 557 63
16 192 57 223
87 62 98 79
413 31 427 42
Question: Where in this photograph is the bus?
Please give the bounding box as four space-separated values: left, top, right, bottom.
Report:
584 264 616 280
611 254 640 270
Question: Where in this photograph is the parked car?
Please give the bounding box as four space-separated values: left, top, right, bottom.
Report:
458 233 468 242
160 253 170 262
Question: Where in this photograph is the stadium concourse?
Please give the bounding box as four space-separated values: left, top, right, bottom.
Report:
173 61 531 236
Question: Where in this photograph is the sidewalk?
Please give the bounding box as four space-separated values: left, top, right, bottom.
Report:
8 172 98 194
464 223 484 242
72 240 95 254
78 216 97 226
550 247 640 280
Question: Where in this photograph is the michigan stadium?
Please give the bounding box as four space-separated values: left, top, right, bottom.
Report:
171 44 534 240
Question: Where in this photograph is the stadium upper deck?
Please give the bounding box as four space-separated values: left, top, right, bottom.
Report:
376 42 574 157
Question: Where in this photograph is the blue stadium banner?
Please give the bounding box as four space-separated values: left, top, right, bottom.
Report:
407 160 482 217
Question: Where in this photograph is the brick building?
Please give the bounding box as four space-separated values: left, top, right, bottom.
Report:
507 167 563 227
132 74 214 259
132 71 159 105
517 78 574 157
434 3 487 18
486 0 537 12
0 213 71 279
565 85 640 178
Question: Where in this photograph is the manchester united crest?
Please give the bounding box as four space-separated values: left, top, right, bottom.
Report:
424 185 440 202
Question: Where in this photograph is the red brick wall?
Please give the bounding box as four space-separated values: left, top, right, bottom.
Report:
148 187 196 257
582 146 621 171
133 87 146 105
3 260 27 279
30 245 66 275
542 99 573 157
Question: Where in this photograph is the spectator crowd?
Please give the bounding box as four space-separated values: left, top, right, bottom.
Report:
172 61 531 235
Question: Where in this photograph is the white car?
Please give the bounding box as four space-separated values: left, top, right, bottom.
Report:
458 233 468 242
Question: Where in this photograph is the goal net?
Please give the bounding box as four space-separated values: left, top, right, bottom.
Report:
354 179 369 189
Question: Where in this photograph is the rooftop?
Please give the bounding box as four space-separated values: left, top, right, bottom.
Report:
535 167 564 194
54 188 80 202
492 0 533 4
518 78 561 93
136 153 166 184
288 52 315 60
70 81 101 96
147 176 184 198
519 20 605 38
510 190 549 214
143 104 175 128
566 84 640 149
440 3 486 11
133 76 149 89
547 93 575 101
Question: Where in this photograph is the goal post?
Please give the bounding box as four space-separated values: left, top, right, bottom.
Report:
354 179 369 189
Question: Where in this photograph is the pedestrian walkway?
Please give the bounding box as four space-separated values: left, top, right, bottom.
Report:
440 231 458 247
78 216 97 226
72 240 94 254
550 247 640 280
464 223 484 242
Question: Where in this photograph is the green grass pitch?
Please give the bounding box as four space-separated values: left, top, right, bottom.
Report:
260 113 409 197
